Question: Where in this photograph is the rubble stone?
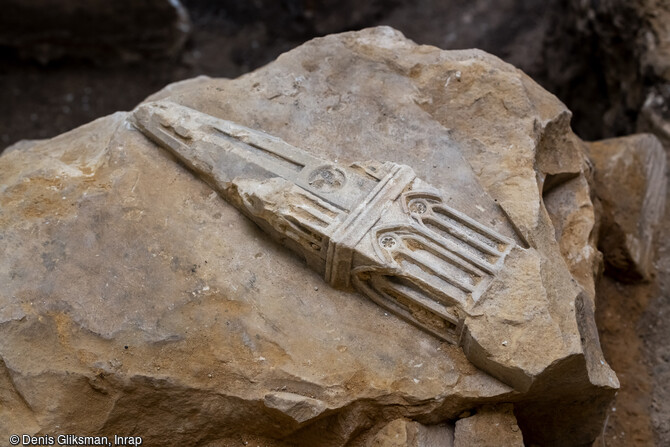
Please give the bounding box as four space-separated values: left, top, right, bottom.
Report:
588 134 667 280
453 404 523 447
369 419 454 447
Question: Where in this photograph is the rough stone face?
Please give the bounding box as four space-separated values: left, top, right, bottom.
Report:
588 134 667 280
369 419 454 447
453 404 523 447
0 0 190 64
1 27 619 446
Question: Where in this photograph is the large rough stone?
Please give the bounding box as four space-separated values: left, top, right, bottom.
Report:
0 0 190 64
588 134 667 280
0 27 618 446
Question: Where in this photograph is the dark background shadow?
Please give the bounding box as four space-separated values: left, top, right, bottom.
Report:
0 0 645 152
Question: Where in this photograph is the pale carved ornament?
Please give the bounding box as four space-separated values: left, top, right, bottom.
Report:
133 101 515 346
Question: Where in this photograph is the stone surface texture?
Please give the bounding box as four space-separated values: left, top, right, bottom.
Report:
0 27 624 446
453 404 523 447
368 419 453 447
0 0 191 64
589 134 667 280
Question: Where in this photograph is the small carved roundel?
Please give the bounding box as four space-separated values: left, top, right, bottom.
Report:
379 235 398 250
308 165 346 192
408 199 428 214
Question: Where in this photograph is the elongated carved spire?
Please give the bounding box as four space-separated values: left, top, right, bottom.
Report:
132 100 515 346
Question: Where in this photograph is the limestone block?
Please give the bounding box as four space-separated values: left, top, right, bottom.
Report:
453 404 523 447
588 134 667 280
0 27 619 446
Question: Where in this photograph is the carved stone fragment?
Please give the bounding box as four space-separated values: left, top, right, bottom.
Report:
132 101 516 345
131 100 569 391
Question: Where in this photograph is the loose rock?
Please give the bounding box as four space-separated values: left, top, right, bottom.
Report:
453 404 523 447
369 419 454 447
589 134 667 280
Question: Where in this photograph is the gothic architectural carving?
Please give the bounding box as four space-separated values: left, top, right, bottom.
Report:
133 100 515 345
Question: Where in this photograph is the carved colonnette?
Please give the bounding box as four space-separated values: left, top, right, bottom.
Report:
132 100 515 347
